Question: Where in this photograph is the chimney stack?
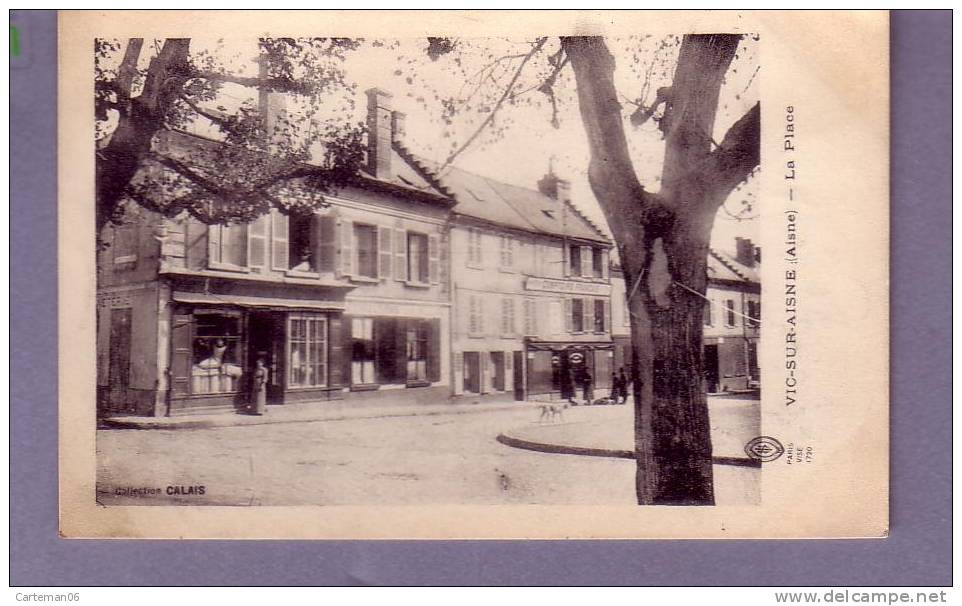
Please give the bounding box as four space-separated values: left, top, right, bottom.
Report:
537 172 571 204
735 237 756 267
391 110 406 142
258 56 287 147
366 88 393 178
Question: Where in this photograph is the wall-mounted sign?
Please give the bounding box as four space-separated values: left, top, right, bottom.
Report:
525 277 611 296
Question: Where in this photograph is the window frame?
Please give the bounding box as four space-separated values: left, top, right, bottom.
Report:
353 222 380 280
287 313 328 389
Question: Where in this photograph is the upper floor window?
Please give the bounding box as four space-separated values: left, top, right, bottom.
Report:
467 228 483 267
746 300 760 328
593 299 606 333
704 299 714 326
725 299 737 327
112 224 139 267
209 223 248 268
500 297 516 336
591 248 604 278
407 232 429 284
288 212 317 272
569 245 582 277
571 298 585 333
499 235 514 270
354 224 378 279
468 294 485 336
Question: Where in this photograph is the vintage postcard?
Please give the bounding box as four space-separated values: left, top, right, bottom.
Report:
59 10 889 538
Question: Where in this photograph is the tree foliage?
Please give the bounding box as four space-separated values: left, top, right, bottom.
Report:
95 37 366 231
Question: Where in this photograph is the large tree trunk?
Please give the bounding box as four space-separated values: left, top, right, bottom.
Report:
563 34 758 505
96 38 191 232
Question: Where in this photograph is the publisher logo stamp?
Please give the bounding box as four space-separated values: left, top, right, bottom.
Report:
744 436 785 462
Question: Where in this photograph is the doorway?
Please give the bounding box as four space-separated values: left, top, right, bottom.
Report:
704 344 720 393
512 351 525 400
490 351 505 391
107 308 132 411
248 311 284 404
463 351 481 394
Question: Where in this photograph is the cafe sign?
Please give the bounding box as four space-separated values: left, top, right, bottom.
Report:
524 277 611 296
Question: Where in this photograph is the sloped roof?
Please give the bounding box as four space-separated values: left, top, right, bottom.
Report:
411 155 610 244
708 248 760 284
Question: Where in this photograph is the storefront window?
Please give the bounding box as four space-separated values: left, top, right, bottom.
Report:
288 314 327 387
351 317 375 384
191 313 243 394
406 323 428 382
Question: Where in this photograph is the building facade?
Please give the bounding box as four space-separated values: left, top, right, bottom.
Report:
96 89 454 417
436 168 614 401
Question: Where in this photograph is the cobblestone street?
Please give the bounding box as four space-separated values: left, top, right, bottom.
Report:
97 398 760 507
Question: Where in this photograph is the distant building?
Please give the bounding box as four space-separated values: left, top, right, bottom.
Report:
435 168 614 401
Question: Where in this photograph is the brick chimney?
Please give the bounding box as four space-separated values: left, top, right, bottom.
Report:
391 110 406 142
258 57 287 146
537 172 571 204
366 88 393 178
735 237 756 267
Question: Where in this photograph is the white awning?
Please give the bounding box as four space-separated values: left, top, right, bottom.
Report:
172 291 345 312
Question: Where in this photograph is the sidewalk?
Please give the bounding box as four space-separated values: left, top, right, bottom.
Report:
497 396 762 467
100 393 523 430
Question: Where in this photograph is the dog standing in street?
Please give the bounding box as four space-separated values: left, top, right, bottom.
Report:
538 401 569 423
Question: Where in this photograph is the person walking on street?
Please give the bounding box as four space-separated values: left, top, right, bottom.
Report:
581 369 594 405
251 356 268 415
618 367 630 404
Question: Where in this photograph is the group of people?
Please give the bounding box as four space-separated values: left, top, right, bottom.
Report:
561 365 632 406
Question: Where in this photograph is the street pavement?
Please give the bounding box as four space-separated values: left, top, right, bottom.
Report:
97 396 760 507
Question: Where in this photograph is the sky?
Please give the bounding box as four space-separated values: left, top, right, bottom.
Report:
107 36 760 255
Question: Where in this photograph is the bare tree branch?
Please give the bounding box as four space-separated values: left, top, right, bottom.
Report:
438 37 548 172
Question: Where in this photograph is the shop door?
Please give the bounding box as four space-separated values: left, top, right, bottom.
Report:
490 351 505 391
107 308 132 411
513 351 525 400
463 352 481 394
249 312 284 404
704 344 720 393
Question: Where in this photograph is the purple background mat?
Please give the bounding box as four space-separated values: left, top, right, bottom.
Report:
10 10 951 586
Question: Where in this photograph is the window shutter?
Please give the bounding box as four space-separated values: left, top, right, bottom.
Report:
184 218 207 270
378 226 393 280
341 219 354 277
604 299 611 333
272 211 289 271
341 314 353 387
248 215 268 268
563 241 570 276
316 214 337 273
395 318 409 383
394 228 407 281
602 249 610 279
581 246 592 277
169 313 193 397
207 224 221 265
427 318 441 383
327 314 344 388
564 298 573 332
428 234 440 284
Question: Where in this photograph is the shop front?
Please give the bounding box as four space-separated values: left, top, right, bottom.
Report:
524 340 614 401
163 274 351 415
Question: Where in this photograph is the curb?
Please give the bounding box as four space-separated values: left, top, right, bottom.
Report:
496 433 761 468
100 401 523 431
